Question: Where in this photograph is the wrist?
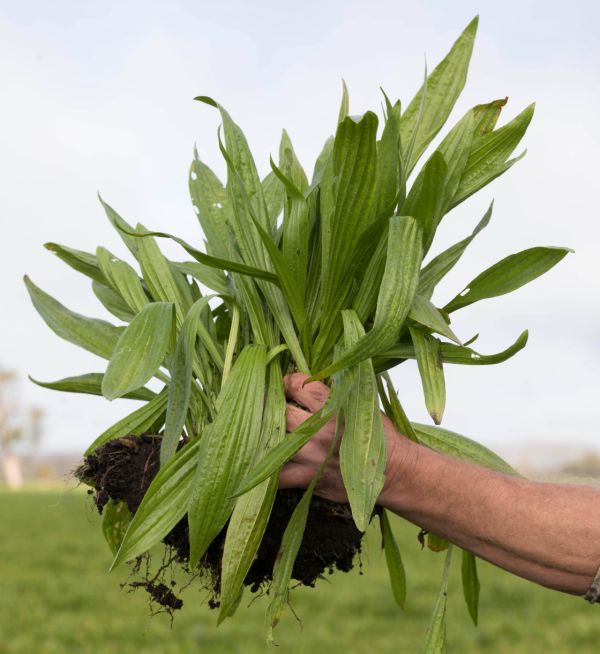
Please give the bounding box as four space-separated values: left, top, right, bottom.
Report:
378 436 420 511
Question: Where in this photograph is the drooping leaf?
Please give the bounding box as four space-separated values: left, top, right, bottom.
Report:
29 373 154 401
400 17 478 174
444 247 572 313
110 438 202 569
462 549 481 625
409 326 446 424
379 329 528 370
102 302 174 401
25 276 123 360
380 509 407 609
340 310 386 532
187 345 268 566
219 358 287 622
422 546 453 654
412 423 519 476
102 499 133 555
84 389 168 455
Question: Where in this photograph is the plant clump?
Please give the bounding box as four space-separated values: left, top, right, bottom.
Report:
27 15 570 648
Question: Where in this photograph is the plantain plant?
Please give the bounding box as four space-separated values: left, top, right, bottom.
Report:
26 16 570 649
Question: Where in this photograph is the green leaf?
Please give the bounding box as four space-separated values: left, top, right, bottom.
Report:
24 276 123 360
29 373 155 401
409 326 446 424
412 423 519 476
85 389 168 455
102 303 173 401
266 481 314 645
400 17 478 174
338 79 350 123
318 112 379 340
402 151 447 253
262 170 285 232
418 203 492 299
133 226 187 323
340 310 386 532
103 259 149 314
380 509 407 609
380 373 419 442
172 261 229 295
218 358 287 622
266 416 343 645
92 281 135 322
375 100 402 218
187 345 268 566
44 243 105 283
129 228 279 284
444 247 572 313
462 549 480 625
110 438 202 569
189 155 231 259
409 294 460 344
102 499 133 555
311 215 422 381
452 103 534 208
99 196 140 257
379 329 529 370
422 546 453 654
161 297 217 466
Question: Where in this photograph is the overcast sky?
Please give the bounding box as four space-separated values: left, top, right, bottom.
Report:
1 0 598 458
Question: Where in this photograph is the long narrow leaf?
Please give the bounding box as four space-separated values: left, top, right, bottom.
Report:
187 345 268 566
444 247 572 313
311 215 422 381
409 326 446 424
29 373 154 401
380 509 407 609
110 438 202 569
412 423 518 476
340 310 386 531
25 276 122 360
102 303 174 401
461 549 480 625
400 17 478 174
219 358 287 622
85 389 168 455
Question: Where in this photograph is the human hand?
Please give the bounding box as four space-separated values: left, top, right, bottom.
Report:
278 372 410 504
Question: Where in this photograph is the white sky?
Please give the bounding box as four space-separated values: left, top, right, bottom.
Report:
1 0 598 457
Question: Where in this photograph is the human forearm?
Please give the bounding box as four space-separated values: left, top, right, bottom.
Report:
380 440 600 595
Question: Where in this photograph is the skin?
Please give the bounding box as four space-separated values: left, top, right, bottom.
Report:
279 373 600 597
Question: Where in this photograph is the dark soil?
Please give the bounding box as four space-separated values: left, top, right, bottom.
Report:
76 435 371 610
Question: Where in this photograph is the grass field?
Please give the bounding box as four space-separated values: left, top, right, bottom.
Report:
1 488 599 653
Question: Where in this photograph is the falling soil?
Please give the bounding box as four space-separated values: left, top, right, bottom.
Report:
76 435 371 611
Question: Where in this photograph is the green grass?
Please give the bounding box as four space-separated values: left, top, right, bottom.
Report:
1 488 599 653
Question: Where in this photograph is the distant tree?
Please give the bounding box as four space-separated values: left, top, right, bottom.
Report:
0 370 42 488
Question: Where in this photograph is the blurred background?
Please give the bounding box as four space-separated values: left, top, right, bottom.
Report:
0 0 599 651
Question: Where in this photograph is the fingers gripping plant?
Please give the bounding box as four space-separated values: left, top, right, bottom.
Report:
26 16 569 647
